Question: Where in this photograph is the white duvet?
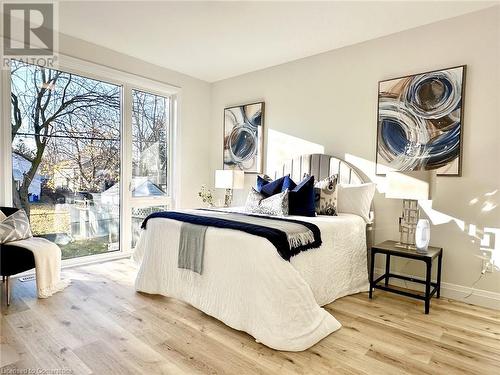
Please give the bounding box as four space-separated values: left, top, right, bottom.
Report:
133 210 369 351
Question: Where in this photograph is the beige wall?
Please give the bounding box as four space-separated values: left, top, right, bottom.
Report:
209 7 500 304
57 33 212 208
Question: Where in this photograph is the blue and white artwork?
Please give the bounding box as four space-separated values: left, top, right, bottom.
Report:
376 66 466 176
223 102 264 173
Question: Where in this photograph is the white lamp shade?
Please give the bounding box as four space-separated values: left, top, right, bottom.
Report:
386 170 435 201
215 170 245 189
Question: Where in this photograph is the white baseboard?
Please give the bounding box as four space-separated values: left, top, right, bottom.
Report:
374 268 500 310
11 251 133 279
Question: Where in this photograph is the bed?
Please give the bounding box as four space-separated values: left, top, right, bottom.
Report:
133 154 374 351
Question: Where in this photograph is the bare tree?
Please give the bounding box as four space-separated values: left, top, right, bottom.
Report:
11 61 169 218
49 110 120 193
132 90 168 190
11 60 120 215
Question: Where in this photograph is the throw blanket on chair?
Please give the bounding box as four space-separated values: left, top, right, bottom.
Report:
9 237 70 298
142 209 322 263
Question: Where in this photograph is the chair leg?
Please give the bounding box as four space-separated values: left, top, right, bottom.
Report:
5 276 10 306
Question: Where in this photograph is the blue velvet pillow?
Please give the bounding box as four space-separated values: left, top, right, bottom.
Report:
256 175 272 193
288 175 316 217
261 175 288 197
281 175 296 192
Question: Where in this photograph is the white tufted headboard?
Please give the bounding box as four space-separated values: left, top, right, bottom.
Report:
273 154 367 184
274 153 374 250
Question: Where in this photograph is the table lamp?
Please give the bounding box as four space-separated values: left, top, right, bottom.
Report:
385 170 436 252
215 170 245 207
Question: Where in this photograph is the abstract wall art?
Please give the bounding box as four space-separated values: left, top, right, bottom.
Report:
223 102 264 173
376 66 466 176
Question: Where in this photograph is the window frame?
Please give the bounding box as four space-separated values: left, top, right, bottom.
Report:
0 54 180 264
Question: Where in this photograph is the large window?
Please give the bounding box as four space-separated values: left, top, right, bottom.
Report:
132 89 169 197
11 61 121 259
7 59 175 260
130 90 171 247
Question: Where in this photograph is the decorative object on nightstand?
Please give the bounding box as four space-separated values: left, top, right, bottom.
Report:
215 169 245 207
369 240 443 314
415 218 431 252
385 170 435 252
198 185 215 207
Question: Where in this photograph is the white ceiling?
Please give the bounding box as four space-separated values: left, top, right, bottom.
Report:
56 1 496 82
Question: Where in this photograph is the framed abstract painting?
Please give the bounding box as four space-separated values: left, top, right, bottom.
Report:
376 65 466 176
223 102 264 173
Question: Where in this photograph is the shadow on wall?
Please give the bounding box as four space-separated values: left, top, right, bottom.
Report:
344 153 500 272
420 192 499 272
265 129 325 175
211 129 326 207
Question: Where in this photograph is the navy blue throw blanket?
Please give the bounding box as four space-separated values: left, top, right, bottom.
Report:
141 210 322 261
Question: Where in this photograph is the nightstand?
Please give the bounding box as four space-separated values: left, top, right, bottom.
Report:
369 240 443 314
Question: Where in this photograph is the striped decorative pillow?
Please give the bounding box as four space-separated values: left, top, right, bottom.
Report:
0 209 33 244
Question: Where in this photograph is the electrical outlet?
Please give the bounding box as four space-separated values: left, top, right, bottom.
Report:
486 262 493 273
482 259 493 273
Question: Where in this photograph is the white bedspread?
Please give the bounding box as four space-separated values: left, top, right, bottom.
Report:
133 211 368 351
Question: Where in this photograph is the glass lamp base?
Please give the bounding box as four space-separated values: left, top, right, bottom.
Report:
394 242 416 250
395 242 428 254
224 188 233 207
415 247 429 254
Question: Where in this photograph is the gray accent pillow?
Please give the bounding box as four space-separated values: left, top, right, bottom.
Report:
245 188 289 216
0 209 33 244
314 175 338 216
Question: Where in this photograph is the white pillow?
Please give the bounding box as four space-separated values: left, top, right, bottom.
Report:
0 210 6 222
337 183 376 223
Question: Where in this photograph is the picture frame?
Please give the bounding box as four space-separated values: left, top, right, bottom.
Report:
375 65 466 176
223 101 265 174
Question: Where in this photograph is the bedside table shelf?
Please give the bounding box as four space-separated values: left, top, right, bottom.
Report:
369 240 443 314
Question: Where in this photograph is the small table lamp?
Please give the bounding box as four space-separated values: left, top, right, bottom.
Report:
215 170 245 207
385 170 436 251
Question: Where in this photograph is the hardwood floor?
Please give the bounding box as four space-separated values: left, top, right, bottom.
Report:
1 259 499 375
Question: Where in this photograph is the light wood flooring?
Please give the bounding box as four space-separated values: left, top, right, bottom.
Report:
1 259 499 374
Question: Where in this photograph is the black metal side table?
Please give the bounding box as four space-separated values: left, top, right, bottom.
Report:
369 240 443 314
